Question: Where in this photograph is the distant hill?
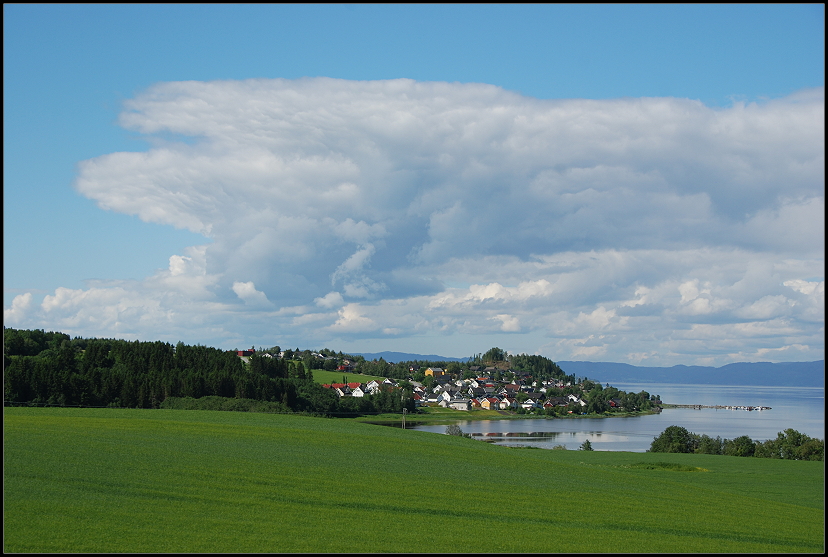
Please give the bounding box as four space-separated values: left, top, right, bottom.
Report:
350 352 823 387
353 351 470 363
558 360 824 388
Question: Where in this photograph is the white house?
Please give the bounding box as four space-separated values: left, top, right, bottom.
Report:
447 397 471 411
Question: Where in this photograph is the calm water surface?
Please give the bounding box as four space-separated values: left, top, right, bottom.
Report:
410 383 824 452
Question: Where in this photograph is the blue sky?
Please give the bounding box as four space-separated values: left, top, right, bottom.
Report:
4 4 824 364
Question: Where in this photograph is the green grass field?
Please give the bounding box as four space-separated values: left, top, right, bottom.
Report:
309 368 388 385
4 407 824 553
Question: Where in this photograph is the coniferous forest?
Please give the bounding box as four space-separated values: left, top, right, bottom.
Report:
3 327 414 416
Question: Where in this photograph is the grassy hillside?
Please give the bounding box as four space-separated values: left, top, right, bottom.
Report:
4 408 824 553
309 368 388 385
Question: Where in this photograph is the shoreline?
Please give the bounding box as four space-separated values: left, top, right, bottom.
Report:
357 407 662 426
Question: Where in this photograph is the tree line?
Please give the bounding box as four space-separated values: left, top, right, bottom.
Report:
3 328 414 416
3 329 648 418
468 347 576 383
649 425 824 461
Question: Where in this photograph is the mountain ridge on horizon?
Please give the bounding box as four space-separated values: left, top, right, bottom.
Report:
353 351 823 387
353 351 471 363
554 360 823 387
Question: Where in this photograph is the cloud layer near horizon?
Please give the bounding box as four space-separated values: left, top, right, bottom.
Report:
5 78 824 364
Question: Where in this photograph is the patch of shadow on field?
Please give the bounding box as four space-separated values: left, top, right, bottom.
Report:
581 461 709 472
262 490 820 551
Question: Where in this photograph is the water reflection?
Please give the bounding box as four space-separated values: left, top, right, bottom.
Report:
472 431 563 441
409 384 824 452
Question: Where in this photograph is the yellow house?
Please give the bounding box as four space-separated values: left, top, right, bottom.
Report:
425 367 445 377
481 397 499 410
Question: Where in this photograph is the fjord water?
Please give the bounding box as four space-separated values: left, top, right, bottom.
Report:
411 383 825 452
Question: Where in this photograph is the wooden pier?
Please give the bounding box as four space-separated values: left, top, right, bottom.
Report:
664 404 771 411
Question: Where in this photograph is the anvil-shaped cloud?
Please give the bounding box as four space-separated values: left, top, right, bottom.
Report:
6 78 824 364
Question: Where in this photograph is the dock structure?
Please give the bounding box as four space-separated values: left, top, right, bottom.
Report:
667 404 771 411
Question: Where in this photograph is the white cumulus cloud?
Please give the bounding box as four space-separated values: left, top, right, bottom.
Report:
232 281 272 308
3 78 822 365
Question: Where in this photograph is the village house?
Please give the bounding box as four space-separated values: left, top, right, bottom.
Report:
235 347 255 357
499 384 521 396
481 397 500 410
468 386 486 398
413 392 426 406
426 392 441 404
525 392 544 404
544 397 569 409
447 397 471 411
314 359 616 418
520 399 539 410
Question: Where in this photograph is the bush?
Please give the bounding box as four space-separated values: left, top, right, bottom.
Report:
649 425 694 453
754 429 824 461
697 434 723 455
445 424 471 438
723 435 755 457
797 438 824 461
649 426 822 461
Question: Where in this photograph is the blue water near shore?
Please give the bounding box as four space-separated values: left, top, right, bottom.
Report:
410 383 825 452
